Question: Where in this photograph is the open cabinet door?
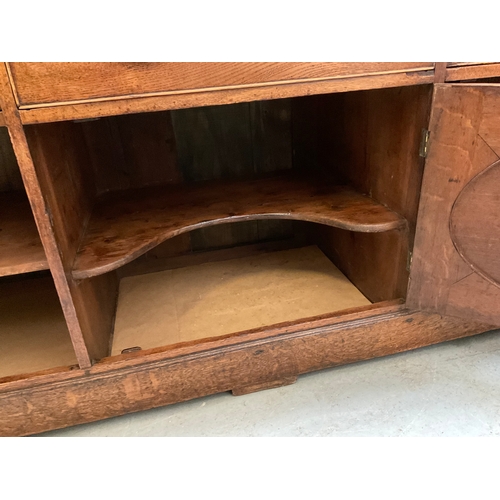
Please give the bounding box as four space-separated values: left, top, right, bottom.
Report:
407 84 500 325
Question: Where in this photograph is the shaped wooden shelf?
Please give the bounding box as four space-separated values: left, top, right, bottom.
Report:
72 174 407 279
0 191 48 277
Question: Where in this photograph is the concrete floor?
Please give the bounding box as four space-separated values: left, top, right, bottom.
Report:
40 328 500 436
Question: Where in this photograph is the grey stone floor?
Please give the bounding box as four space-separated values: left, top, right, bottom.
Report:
40 329 500 436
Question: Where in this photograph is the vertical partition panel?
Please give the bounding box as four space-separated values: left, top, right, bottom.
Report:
24 121 119 362
0 64 113 367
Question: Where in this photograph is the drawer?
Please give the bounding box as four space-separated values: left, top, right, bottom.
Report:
8 62 434 107
445 62 500 81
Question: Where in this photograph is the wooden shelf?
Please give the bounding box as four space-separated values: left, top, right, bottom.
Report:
72 174 407 279
0 275 78 379
0 191 48 277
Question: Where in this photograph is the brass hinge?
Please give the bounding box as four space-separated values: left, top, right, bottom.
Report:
419 129 430 158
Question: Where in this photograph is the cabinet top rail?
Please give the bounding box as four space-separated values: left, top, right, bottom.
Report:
4 62 438 124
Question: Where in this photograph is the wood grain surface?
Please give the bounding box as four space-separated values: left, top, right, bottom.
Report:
81 111 181 194
450 160 500 287
434 63 447 83
478 88 500 156
0 111 4 127
0 307 491 436
314 227 408 303
72 175 407 279
0 64 93 367
446 63 500 82
24 120 119 362
0 191 48 276
8 63 434 107
2 62 498 436
408 86 486 312
169 100 294 254
170 100 292 182
408 85 500 324
291 85 432 302
446 63 493 67
18 71 436 125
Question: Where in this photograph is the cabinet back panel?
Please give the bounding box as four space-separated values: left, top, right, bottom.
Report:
0 128 23 193
93 100 295 258
171 100 292 182
80 100 293 194
81 111 181 194
172 100 293 251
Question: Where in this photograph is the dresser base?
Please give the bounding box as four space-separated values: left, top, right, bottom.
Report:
0 307 492 436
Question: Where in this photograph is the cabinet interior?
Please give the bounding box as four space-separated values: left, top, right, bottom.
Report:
0 128 77 380
0 127 48 277
23 84 432 360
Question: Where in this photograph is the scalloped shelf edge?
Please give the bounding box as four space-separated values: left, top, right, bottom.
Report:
71 176 407 280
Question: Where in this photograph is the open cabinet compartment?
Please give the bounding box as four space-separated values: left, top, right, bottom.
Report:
0 127 47 277
0 127 77 380
23 84 432 362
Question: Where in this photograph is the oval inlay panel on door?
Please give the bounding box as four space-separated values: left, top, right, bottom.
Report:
450 159 500 287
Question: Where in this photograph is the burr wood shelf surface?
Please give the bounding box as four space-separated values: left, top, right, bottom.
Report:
0 191 48 277
72 174 407 279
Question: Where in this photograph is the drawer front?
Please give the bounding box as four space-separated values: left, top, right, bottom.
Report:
8 62 433 107
445 62 500 81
